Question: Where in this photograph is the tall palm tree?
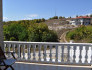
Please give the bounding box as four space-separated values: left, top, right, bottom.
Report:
0 0 4 50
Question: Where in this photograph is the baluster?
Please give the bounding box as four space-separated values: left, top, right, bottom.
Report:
55 45 58 62
44 45 47 61
8 44 11 58
49 45 52 62
79 46 83 63
28 44 31 60
23 44 25 59
13 44 16 57
61 45 64 62
67 45 70 62
88 47 91 64
33 44 36 61
91 46 92 65
38 45 41 61
84 46 87 63
73 45 76 63
4 44 6 55
18 44 21 59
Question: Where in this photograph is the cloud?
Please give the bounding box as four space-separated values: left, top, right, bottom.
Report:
23 17 32 20
27 14 38 18
3 14 39 21
24 14 39 20
85 13 92 16
3 17 9 21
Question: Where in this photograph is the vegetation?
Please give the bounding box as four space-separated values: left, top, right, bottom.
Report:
49 16 58 19
28 23 58 42
4 23 28 41
66 26 92 43
90 14 92 17
49 16 65 20
3 19 58 42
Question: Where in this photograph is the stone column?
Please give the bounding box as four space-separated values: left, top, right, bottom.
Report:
0 0 4 50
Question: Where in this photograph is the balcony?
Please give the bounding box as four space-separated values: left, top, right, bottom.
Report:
3 41 92 70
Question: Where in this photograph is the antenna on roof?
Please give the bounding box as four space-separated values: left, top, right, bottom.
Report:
55 9 56 16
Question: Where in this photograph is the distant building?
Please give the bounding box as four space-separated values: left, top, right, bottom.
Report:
70 16 92 25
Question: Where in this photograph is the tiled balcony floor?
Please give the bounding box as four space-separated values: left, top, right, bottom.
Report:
11 62 92 70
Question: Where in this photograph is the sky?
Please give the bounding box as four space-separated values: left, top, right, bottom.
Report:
3 0 92 21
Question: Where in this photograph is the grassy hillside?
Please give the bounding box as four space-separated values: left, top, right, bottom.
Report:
66 25 92 43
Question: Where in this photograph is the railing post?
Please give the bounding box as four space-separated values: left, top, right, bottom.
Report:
49 45 52 62
79 46 82 63
18 44 21 59
23 44 25 59
8 44 11 58
44 45 47 61
85 46 88 64
73 46 76 63
38 44 41 61
4 44 6 55
28 44 31 60
4 44 6 52
55 45 58 62
67 45 70 63
91 46 92 65
13 44 16 56
61 45 64 62
33 44 36 61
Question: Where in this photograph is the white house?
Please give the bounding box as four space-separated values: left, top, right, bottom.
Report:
70 16 92 25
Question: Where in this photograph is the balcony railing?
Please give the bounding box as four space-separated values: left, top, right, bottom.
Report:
4 41 92 65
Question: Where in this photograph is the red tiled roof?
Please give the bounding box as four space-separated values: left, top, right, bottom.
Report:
73 16 92 19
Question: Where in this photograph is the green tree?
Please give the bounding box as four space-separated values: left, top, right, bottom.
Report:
41 18 45 22
4 23 28 41
49 16 58 19
28 23 58 42
42 31 58 42
59 16 62 19
90 14 92 17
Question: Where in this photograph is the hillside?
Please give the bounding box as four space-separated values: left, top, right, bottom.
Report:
3 18 75 42
66 26 92 43
44 19 69 26
44 18 75 40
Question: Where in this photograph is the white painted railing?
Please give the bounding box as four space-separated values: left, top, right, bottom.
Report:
4 41 92 65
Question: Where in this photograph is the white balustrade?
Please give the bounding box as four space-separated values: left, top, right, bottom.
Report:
38 45 41 61
18 44 21 59
44 45 47 61
55 45 58 62
49 45 52 62
23 44 26 59
28 44 31 60
61 45 64 62
33 44 36 61
4 41 92 65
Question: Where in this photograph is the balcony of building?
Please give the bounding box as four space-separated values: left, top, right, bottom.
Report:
1 41 92 70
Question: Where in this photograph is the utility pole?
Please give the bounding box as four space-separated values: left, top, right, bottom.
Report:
0 0 4 50
55 9 56 16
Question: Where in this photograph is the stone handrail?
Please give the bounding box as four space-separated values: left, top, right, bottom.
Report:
4 41 92 65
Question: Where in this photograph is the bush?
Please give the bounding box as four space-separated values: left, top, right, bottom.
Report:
66 26 92 43
4 23 28 41
28 23 58 42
